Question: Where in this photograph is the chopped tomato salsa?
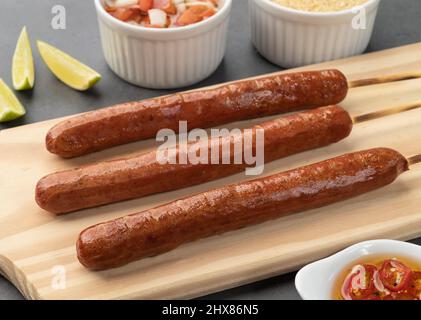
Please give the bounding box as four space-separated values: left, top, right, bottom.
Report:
105 0 219 28
336 257 421 300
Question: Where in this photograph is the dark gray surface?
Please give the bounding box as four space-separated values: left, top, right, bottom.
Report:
0 0 420 300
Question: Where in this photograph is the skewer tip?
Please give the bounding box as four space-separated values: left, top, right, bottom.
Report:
348 72 421 88
408 154 421 166
352 101 421 124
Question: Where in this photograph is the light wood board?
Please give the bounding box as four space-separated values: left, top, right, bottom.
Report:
1 43 421 300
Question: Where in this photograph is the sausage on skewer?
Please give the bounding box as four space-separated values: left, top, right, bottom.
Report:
46 70 348 158
46 69 421 158
36 105 352 214
77 148 409 270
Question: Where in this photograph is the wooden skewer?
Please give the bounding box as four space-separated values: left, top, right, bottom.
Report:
352 100 421 123
348 71 421 88
348 100 421 166
408 154 421 166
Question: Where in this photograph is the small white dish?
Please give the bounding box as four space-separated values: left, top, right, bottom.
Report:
249 0 381 68
94 0 232 89
295 239 421 300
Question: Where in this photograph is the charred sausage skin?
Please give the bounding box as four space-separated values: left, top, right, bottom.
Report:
46 70 348 158
77 148 408 270
37 105 352 214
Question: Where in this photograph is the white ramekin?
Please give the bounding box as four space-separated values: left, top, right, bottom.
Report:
95 0 232 89
295 240 421 300
250 0 381 68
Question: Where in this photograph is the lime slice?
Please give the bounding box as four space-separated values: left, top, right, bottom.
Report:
0 79 26 122
37 41 101 91
12 26 35 90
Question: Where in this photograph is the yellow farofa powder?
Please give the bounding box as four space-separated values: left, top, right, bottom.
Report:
271 0 369 12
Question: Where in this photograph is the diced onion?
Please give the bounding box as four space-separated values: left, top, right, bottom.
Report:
176 3 187 13
148 8 168 26
174 0 187 12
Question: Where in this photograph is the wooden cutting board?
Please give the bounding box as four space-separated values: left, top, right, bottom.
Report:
1 43 421 300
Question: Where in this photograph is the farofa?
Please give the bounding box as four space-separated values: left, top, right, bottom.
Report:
271 0 369 12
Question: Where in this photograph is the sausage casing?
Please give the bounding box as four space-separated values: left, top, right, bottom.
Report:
77 148 408 270
46 70 348 158
37 105 352 214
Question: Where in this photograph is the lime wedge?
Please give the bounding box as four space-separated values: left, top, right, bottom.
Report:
12 26 35 90
37 41 101 91
0 79 26 122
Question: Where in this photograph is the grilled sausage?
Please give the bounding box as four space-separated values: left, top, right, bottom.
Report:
77 148 408 270
37 105 352 214
46 69 348 158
